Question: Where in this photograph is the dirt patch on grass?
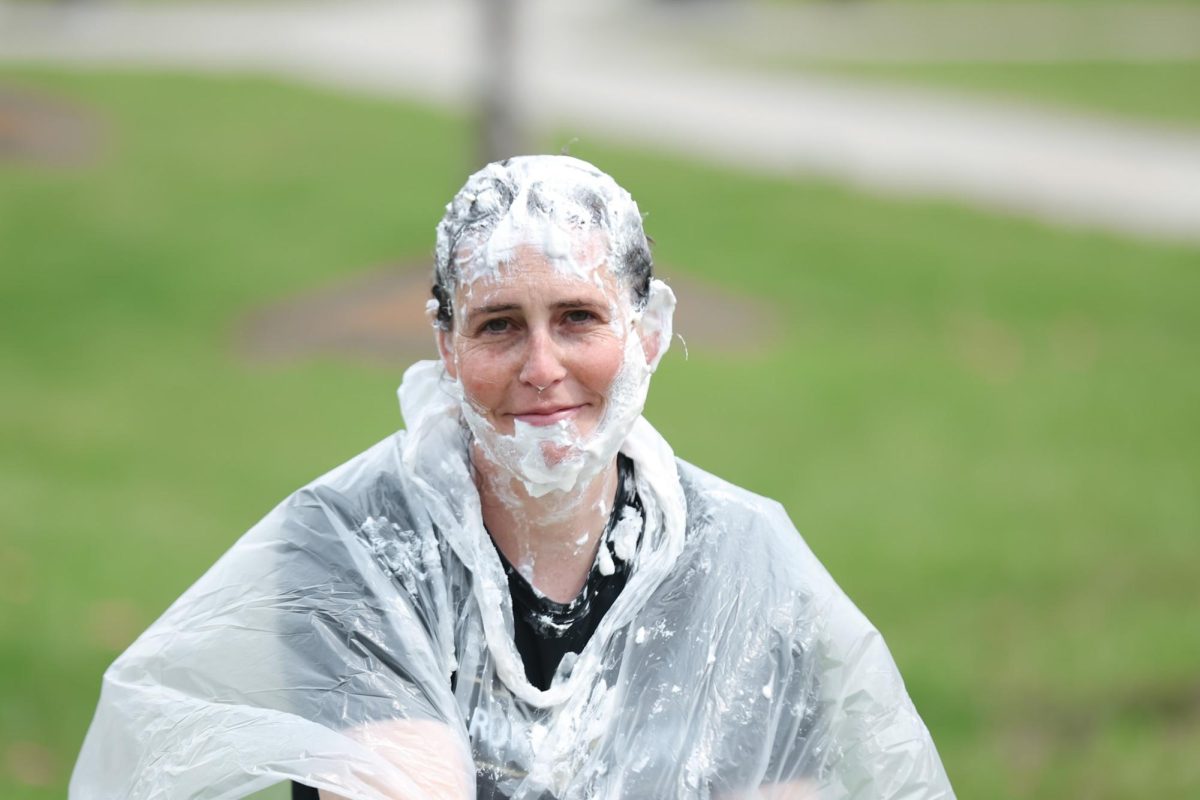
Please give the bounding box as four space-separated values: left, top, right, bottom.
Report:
238 260 780 367
0 85 100 166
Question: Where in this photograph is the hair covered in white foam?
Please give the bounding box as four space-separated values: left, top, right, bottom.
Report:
430 155 676 498
432 155 653 331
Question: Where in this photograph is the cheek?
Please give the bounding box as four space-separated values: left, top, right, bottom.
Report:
578 333 628 395
454 344 515 410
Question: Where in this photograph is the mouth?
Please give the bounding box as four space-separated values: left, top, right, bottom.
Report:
510 405 586 427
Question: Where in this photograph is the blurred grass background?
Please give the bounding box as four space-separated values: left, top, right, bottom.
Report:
783 62 1200 127
1 65 1198 799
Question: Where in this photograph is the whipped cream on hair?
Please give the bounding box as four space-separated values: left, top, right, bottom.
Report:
433 155 654 330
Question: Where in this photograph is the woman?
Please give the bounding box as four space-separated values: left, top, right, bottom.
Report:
72 156 953 799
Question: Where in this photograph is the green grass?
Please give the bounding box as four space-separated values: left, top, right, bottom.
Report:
808 61 1200 128
2 68 1198 799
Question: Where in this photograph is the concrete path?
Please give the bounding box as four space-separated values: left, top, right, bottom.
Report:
652 2 1200 63
2 0 1198 244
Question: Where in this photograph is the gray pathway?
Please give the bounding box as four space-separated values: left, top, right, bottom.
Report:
2 0 1198 244
652 2 1200 63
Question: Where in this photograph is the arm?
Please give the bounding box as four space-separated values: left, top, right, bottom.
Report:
315 719 473 800
714 780 819 800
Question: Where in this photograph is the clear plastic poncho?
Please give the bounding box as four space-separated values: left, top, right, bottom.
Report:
71 360 954 800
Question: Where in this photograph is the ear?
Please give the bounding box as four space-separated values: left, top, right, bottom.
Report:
436 326 458 380
634 279 676 372
639 327 661 366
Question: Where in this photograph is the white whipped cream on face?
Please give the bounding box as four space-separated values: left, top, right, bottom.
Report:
451 276 674 499
435 155 676 500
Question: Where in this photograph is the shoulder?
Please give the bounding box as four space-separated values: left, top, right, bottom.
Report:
264 431 431 550
263 431 454 602
676 459 793 534
673 459 816 571
665 460 837 644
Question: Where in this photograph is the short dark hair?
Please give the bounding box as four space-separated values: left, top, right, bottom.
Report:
432 156 653 331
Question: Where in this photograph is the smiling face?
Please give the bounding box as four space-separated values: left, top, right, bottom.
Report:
439 241 631 448
430 156 675 496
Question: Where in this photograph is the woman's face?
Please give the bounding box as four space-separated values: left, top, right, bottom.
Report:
439 242 631 445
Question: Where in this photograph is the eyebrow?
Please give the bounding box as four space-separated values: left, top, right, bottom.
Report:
552 298 606 311
466 298 605 324
467 303 520 321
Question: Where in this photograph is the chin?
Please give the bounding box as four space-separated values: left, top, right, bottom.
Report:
538 440 579 466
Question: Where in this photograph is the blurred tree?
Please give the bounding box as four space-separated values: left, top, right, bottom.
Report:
478 0 523 164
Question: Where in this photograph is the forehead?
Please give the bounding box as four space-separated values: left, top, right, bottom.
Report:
457 241 621 308
455 222 621 301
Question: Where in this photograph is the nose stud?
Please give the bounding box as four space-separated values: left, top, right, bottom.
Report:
535 385 547 394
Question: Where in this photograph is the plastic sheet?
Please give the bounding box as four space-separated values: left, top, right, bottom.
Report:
71 360 954 799
72 335 955 800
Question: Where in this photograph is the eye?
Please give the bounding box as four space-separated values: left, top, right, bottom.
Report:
564 309 596 325
479 318 511 335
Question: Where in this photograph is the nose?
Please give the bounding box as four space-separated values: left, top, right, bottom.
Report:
519 328 567 392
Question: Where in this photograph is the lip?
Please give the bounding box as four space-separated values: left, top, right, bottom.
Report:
510 405 585 427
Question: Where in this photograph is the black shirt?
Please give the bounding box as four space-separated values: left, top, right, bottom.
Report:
495 453 641 691
293 456 641 799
